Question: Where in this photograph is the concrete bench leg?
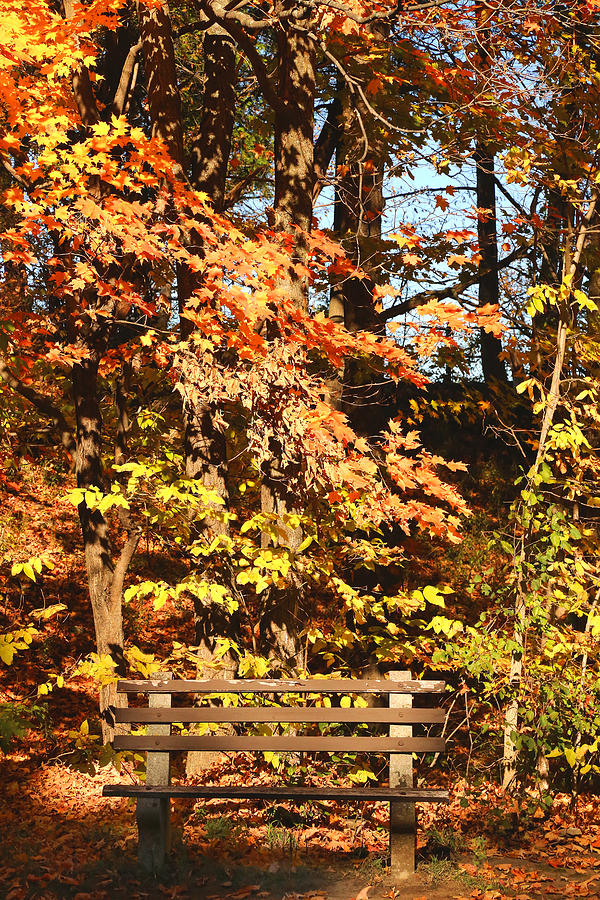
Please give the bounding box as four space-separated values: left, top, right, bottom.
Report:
389 670 416 880
137 796 171 873
390 800 416 879
137 671 172 873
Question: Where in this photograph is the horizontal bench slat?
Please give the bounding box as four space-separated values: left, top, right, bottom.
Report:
114 735 445 753
114 707 445 725
117 678 445 695
103 784 449 803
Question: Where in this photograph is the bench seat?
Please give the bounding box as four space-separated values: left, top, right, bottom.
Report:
103 783 449 802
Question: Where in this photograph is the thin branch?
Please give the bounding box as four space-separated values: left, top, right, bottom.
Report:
297 0 449 25
313 95 342 203
223 164 269 209
382 243 531 320
307 33 425 136
533 194 598 465
0 157 28 188
0 352 75 454
110 529 142 607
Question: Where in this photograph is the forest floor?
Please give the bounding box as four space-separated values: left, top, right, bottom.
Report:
2 758 600 900
2 466 600 899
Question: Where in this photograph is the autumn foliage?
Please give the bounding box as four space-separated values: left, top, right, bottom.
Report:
3 0 600 889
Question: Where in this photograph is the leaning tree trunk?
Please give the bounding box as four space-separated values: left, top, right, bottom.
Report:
503 195 597 790
62 9 142 739
72 350 138 741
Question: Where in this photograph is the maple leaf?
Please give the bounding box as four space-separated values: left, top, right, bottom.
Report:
448 254 468 267
403 253 422 266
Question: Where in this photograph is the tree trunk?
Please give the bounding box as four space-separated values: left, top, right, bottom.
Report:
138 8 239 771
503 195 597 790
191 29 236 212
138 0 184 171
272 9 315 309
137 0 236 638
329 84 386 432
183 26 238 681
474 3 506 384
72 352 133 741
475 145 507 383
259 9 315 667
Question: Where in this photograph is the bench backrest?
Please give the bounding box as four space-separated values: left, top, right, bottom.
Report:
112 677 446 755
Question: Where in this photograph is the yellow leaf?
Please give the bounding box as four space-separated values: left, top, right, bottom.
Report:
0 643 15 665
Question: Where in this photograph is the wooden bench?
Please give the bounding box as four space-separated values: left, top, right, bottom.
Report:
103 671 448 878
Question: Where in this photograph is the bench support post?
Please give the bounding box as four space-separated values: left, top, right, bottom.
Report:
389 669 416 880
137 673 171 873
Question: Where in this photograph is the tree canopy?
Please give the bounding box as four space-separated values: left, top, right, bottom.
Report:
2 0 600 812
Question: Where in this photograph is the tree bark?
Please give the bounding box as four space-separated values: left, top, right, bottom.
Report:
60 4 139 738
329 84 386 431
475 146 507 383
138 0 184 171
191 29 236 211
259 8 315 667
474 3 507 384
136 2 239 767
137 0 234 560
72 349 135 741
272 8 315 310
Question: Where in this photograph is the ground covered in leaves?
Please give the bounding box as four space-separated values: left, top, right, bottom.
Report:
2 469 600 899
2 758 600 899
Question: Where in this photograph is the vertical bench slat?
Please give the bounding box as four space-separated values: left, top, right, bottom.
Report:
389 669 416 879
136 672 172 872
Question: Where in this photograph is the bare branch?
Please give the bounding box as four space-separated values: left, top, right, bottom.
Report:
308 33 425 135
197 0 284 111
296 0 450 26
382 243 531 320
0 352 75 454
1 156 29 188
223 164 269 209
313 95 342 203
